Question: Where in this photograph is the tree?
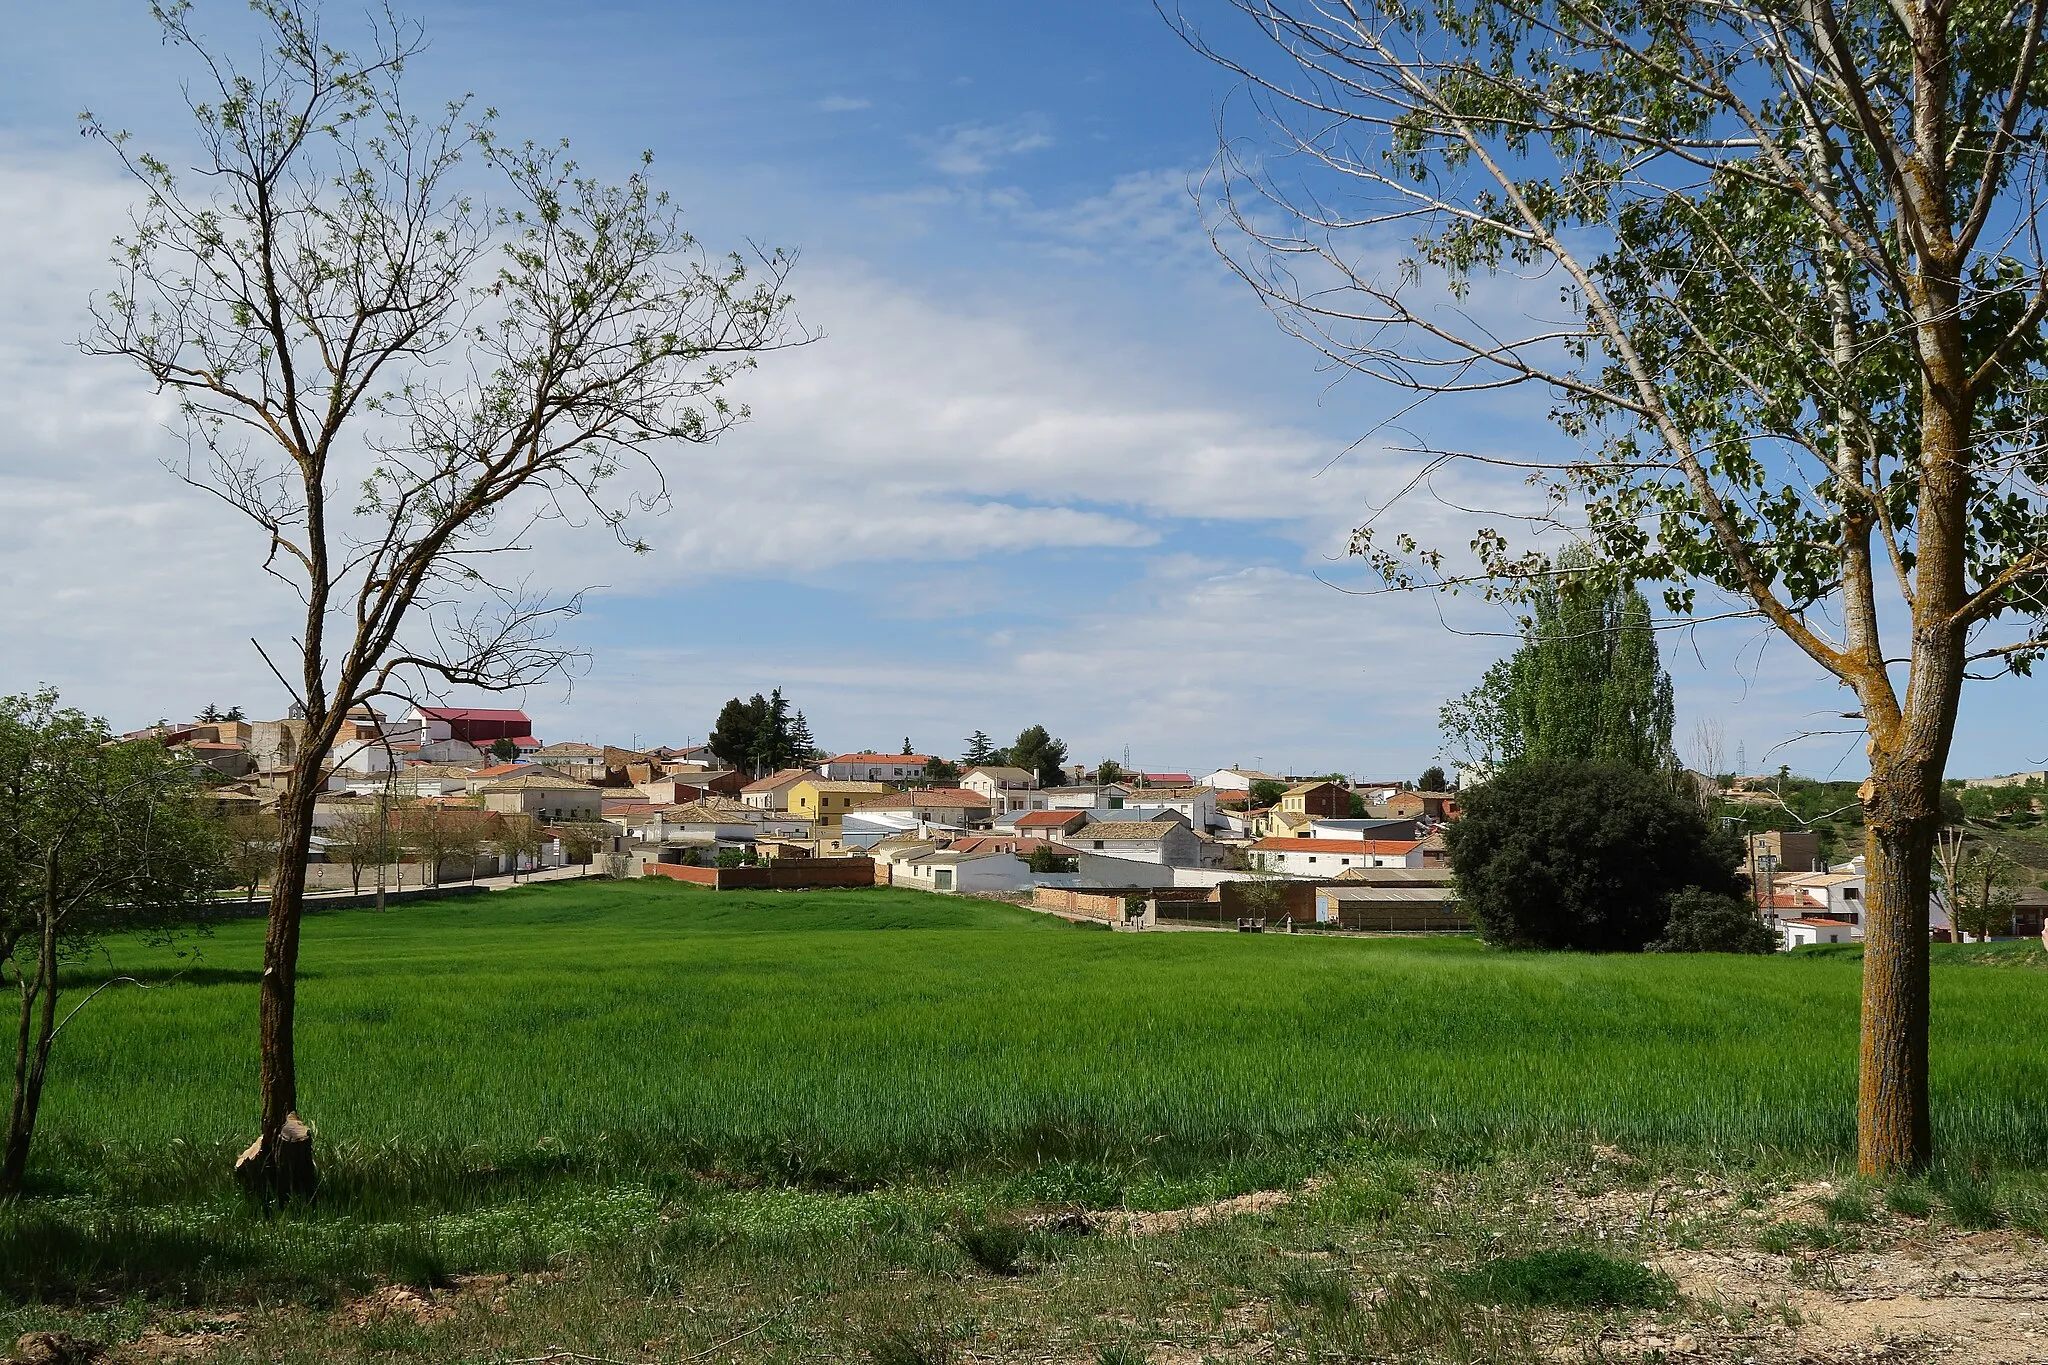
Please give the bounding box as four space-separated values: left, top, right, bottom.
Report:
219 811 280 904
1095 759 1125 785
901 737 915 756
1649 887 1781 954
394 804 459 889
489 737 521 764
1185 0 2048 1173
923 757 962 785
326 800 395 894
559 820 610 868
1027 845 1076 874
1249 779 1288 809
1939 837 2022 941
1419 766 1448 793
1446 760 1747 952
710 691 804 777
1440 555 1676 774
495 814 544 882
964 731 997 767
86 1 795 1197
789 711 818 764
1007 726 1070 789
0 690 220 1196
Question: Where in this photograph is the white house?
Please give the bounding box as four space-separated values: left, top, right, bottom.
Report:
1122 786 1220 833
1781 918 1849 949
1202 768 1280 794
1248 836 1423 877
1767 869 1866 929
1308 817 1419 842
531 742 607 780
893 848 1032 895
960 766 1043 813
818 752 932 783
1044 783 1134 812
1071 813 1200 866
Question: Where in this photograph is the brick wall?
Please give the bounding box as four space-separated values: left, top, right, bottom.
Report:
644 858 878 891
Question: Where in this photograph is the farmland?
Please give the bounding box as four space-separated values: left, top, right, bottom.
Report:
11 879 2048 1362
30 878 2048 1184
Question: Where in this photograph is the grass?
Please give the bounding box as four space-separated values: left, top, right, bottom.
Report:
1450 1249 1673 1309
9 876 2048 1322
34 878 2048 1188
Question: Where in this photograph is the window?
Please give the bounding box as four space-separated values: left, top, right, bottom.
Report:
1108 796 1124 809
1843 887 1859 900
1308 856 1317 864
1093 841 1104 850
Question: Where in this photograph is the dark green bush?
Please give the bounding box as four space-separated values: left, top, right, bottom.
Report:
1650 887 1780 954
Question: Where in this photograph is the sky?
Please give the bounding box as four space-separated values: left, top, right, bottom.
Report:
1 0 2040 781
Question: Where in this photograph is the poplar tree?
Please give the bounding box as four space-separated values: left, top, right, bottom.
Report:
1189 0 2048 1172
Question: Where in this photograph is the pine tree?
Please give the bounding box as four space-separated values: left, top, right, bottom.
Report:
964 731 996 767
789 711 816 764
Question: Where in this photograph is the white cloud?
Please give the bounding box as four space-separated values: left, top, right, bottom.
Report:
917 115 1053 175
815 95 871 113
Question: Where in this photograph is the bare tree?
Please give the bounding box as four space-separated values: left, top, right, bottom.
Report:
326 799 392 894
86 1 797 1198
494 813 543 881
1185 0 2048 1173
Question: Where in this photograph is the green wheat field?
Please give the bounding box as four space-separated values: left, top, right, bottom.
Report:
10 877 2048 1305
39 878 2048 1173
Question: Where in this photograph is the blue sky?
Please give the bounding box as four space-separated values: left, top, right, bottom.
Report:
1 0 2040 780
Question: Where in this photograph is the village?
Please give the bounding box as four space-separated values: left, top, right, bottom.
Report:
132 700 1986 950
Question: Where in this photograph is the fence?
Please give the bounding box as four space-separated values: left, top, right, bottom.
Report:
643 858 879 891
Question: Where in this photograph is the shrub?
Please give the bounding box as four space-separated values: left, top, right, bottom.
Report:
1649 887 1780 954
1451 1249 1673 1308
1447 760 1746 951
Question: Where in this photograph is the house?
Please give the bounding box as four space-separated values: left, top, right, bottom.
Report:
173 740 256 779
818 752 933 783
1133 772 1195 788
637 776 712 806
1748 830 1825 876
1202 767 1282 795
960 766 1042 812
1308 817 1419 842
739 768 814 811
464 762 531 792
1010 809 1092 841
479 769 602 824
1385 791 1457 820
531 742 607 780
1044 783 1133 811
943 835 1078 861
1122 786 1221 833
852 788 994 827
1764 869 1865 929
406 705 535 747
1073 813 1200 866
788 779 890 832
1782 918 1851 948
1280 780 1350 819
892 848 1032 895
618 800 761 847
1253 807 1317 839
1248 836 1423 877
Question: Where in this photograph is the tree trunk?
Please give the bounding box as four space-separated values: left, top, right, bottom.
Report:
1 910 60 1197
1858 790 1936 1174
244 772 320 1202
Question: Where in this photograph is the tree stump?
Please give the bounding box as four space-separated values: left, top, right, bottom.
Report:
232 1111 317 1203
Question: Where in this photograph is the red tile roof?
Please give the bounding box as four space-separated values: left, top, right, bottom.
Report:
827 753 933 765
413 706 533 723
1250 837 1422 854
1016 809 1087 827
1789 917 1855 928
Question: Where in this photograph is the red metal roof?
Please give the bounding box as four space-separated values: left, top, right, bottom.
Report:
827 752 933 764
1250 837 1422 854
412 706 533 723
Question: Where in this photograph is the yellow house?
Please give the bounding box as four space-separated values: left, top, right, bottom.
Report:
787 779 888 832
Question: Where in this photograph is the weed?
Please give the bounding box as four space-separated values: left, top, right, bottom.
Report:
1371 1278 1536 1361
1940 1172 2003 1230
1819 1187 1874 1224
354 1316 430 1354
1094 1345 1149 1365
867 1327 952 1365
948 1218 1031 1276
1276 1265 1354 1317
1453 1249 1674 1309
1885 1185 1932 1218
